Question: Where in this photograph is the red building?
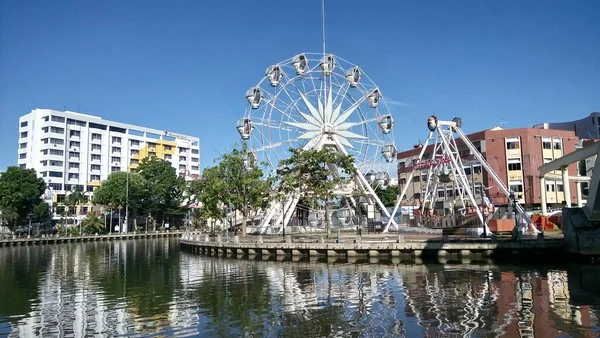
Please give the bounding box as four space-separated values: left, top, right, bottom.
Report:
396 126 579 208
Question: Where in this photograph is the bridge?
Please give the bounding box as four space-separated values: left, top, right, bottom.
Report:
538 141 600 255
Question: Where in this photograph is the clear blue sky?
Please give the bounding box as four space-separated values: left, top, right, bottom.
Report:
1 0 599 173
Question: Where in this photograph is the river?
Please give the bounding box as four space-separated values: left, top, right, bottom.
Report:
0 238 599 337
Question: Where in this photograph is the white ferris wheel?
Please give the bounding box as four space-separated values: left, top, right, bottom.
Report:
236 53 399 233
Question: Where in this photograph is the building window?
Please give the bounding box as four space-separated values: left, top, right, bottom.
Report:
147 142 157 149
50 138 64 145
191 157 199 163
91 164 101 171
164 154 172 160
412 176 420 183
130 159 139 165
474 183 483 195
111 157 120 163
91 144 102 151
49 171 63 178
111 166 120 172
553 138 562 150
20 132 27 138
399 178 406 185
87 186 94 192
112 136 121 143
446 189 454 197
473 165 482 174
41 150 48 155
19 153 27 159
69 162 79 169
557 183 564 192
69 152 80 159
179 147 188 153
179 164 187 170
506 141 520 150
546 182 556 192
49 160 63 166
49 149 64 156
179 156 187 161
164 145 172 151
70 130 81 137
90 175 101 181
48 183 62 191
51 116 65 123
192 149 198 155
509 181 524 193
130 149 139 156
67 118 86 126
50 126 64 134
68 173 79 180
112 147 121 153
19 164 26 169
149 152 157 157
130 140 140 146
40 160 48 166
20 121 28 127
463 167 472 175
191 165 199 171
91 154 101 161
437 190 445 198
91 133 102 141
42 127 49 133
19 142 27 149
508 161 522 171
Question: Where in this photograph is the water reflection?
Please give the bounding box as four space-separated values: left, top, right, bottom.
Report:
0 239 599 337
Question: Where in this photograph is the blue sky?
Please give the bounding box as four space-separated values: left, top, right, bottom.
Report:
1 0 599 173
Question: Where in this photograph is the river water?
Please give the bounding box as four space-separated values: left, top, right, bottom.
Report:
0 238 599 337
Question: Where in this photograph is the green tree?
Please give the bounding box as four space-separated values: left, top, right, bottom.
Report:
93 171 146 230
216 144 273 237
276 147 354 238
64 186 89 234
137 157 186 224
375 185 398 207
188 166 225 233
81 213 106 234
0 166 46 227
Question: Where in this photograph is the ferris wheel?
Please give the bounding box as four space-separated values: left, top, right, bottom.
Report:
236 53 398 233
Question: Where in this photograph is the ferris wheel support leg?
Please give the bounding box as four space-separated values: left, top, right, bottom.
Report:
272 194 296 232
330 135 397 228
257 203 278 234
383 131 435 233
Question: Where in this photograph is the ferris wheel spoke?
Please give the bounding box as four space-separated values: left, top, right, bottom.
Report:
253 136 302 152
253 121 296 133
299 93 324 124
334 95 367 125
337 130 368 140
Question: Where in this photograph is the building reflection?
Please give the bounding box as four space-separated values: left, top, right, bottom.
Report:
1 242 599 337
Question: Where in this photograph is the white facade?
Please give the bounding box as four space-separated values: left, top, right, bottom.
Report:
17 109 200 202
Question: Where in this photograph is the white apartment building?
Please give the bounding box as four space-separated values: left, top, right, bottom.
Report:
17 109 200 206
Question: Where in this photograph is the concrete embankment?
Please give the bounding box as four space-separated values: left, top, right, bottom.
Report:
0 231 182 247
180 232 565 259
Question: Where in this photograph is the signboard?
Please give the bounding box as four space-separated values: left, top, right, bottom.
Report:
414 156 451 169
164 131 195 142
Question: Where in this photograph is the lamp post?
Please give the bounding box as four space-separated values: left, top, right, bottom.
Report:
125 170 129 233
118 205 123 233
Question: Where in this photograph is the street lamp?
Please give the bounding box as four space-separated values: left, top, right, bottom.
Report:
118 205 123 233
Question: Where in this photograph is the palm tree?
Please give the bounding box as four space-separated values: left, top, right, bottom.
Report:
81 213 106 235
65 186 89 235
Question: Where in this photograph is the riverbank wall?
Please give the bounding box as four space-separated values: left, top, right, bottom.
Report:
179 232 565 259
0 231 182 247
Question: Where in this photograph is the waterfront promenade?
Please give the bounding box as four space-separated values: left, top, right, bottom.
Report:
0 230 183 247
180 231 566 259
